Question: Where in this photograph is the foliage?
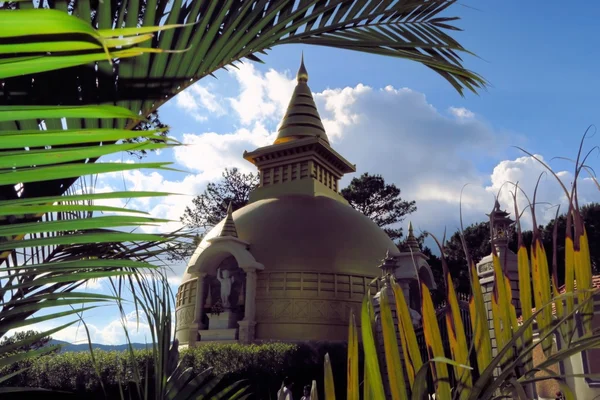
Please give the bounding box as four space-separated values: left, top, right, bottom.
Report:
129 111 171 159
210 300 225 316
181 168 259 231
0 341 349 399
1 10 236 400
0 330 58 358
163 232 203 263
341 173 416 242
320 142 600 399
0 10 185 390
2 1 486 116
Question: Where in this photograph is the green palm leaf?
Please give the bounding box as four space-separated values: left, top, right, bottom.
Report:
0 1 485 210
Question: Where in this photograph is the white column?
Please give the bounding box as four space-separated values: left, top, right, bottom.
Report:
238 266 258 343
193 273 206 328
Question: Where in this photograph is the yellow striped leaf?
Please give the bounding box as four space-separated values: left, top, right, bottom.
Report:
565 235 576 337
363 363 372 400
444 271 472 399
379 289 408 399
492 254 513 364
505 274 522 354
576 227 594 333
347 311 359 400
468 262 493 375
517 245 534 367
490 290 507 365
324 353 336 400
421 282 451 398
532 239 554 356
360 296 386 400
311 380 319 400
391 279 422 387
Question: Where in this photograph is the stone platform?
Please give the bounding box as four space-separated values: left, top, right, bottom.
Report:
199 328 237 342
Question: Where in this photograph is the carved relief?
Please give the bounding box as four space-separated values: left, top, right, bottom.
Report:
256 299 361 324
175 306 195 329
478 262 493 275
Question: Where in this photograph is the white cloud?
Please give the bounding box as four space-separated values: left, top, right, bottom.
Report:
176 90 199 112
101 63 599 246
449 106 475 119
174 123 274 177
190 84 225 115
228 63 296 126
175 83 225 121
82 278 105 291
485 155 598 227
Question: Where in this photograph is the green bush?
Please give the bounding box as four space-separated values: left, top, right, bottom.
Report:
0 341 351 399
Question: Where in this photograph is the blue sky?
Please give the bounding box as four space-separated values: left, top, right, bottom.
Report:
20 2 600 345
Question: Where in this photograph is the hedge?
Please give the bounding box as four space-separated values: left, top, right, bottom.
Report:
0 341 357 399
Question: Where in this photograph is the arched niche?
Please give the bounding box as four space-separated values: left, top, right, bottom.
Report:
186 236 262 276
205 255 247 310
418 264 436 290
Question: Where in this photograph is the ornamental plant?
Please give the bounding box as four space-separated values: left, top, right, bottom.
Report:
323 138 600 400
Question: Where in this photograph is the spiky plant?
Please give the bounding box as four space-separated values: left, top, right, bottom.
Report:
0 6 182 371
321 138 600 399
1 9 251 398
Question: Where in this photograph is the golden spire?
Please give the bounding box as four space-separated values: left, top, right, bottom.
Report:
297 51 308 82
274 53 329 145
219 202 238 238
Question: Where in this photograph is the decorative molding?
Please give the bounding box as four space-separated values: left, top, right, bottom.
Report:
478 261 493 275
256 298 361 324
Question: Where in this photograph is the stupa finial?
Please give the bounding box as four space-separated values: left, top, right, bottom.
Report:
406 221 420 253
297 51 308 83
219 201 238 238
273 52 329 144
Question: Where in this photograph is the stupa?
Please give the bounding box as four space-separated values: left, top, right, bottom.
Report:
175 56 436 345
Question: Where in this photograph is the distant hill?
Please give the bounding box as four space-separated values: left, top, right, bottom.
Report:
49 339 149 353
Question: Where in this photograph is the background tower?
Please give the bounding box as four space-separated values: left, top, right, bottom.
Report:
476 200 519 359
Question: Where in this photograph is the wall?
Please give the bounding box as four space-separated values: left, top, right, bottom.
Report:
254 270 379 341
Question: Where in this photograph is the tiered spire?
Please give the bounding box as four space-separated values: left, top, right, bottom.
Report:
274 54 328 145
219 202 238 238
406 221 420 253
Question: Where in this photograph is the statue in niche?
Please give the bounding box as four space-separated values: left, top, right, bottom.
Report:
216 267 234 308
